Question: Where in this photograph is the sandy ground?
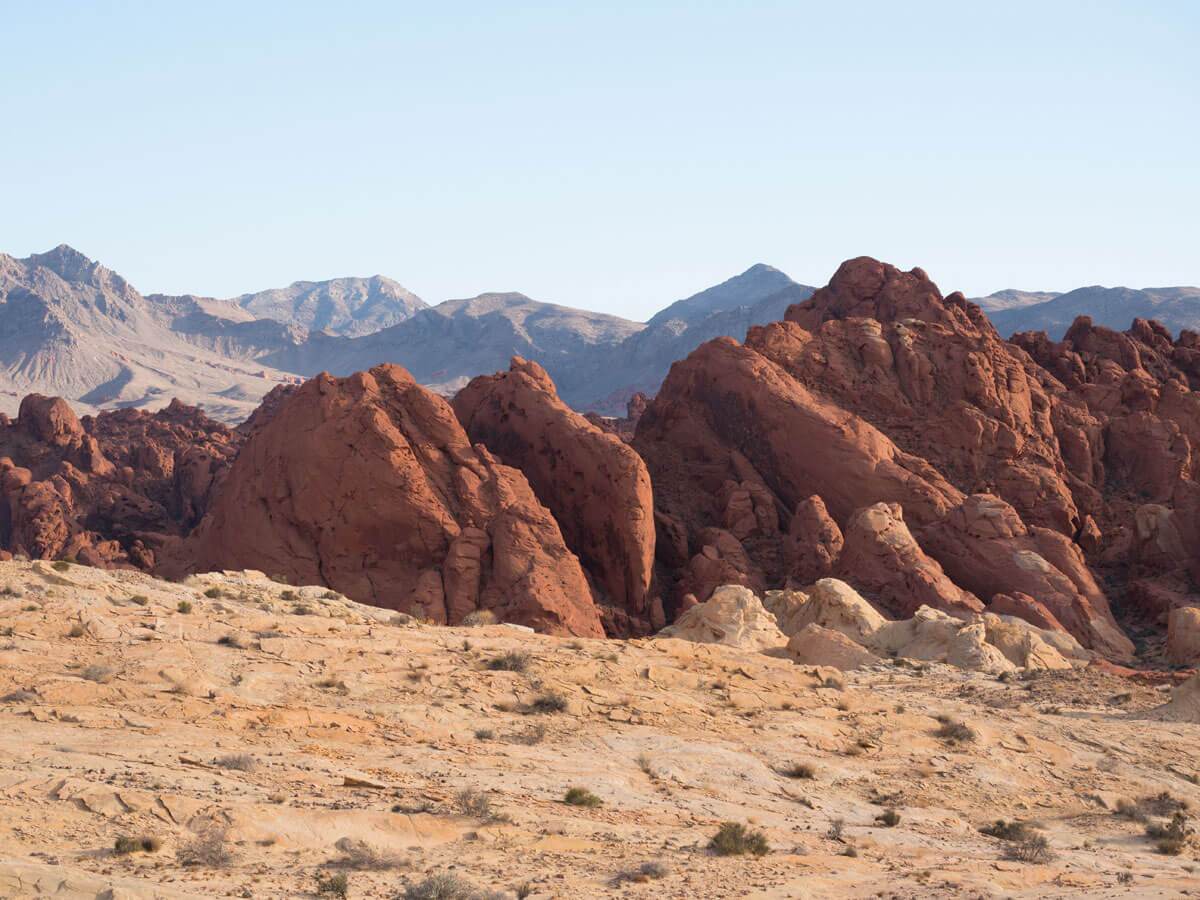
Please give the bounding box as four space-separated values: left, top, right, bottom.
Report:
0 560 1197 899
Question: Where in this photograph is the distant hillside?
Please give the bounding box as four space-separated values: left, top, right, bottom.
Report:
0 246 300 421
979 286 1200 339
236 275 427 337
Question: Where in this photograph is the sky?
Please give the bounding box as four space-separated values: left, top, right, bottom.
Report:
1 0 1197 321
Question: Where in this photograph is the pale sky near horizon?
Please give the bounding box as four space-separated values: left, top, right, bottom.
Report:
2 1 1197 320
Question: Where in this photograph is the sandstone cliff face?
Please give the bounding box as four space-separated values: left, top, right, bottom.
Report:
452 357 659 634
172 364 604 637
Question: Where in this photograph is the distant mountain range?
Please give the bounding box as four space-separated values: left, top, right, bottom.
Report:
975 285 1200 339
0 244 1196 422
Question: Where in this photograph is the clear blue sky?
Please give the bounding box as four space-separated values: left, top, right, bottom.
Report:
2 1 1196 319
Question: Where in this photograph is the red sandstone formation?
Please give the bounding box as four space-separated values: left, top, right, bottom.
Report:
837 502 983 619
631 257 1195 660
452 357 659 634
0 395 239 568
171 364 605 637
1 255 1195 660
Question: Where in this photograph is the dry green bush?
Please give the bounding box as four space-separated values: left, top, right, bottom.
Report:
564 787 602 808
486 650 529 672
1003 833 1053 863
710 821 770 856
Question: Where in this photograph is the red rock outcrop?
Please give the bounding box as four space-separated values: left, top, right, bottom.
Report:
836 502 982 619
632 335 964 606
170 364 604 636
452 357 659 634
0 395 240 568
631 258 1177 661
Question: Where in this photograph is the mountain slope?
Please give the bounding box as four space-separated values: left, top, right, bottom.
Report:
980 285 1200 339
0 246 299 421
235 275 427 336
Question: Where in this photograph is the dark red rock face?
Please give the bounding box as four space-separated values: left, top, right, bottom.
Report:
167 364 605 637
0 395 240 568
452 358 659 634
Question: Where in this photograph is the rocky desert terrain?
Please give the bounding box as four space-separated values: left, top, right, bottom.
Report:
1 559 1198 899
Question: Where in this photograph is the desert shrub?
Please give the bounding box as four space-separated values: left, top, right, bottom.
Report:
317 872 349 897
486 650 529 672
281 589 298 602
826 818 845 840
402 872 479 899
270 574 289 584
177 829 233 866
564 787 602 808
130 595 149 606
509 723 546 745
474 728 494 740
710 821 770 856
877 808 901 827
82 664 115 683
638 860 669 879
822 676 845 691
52 560 71 572
67 623 86 638
780 762 815 780
332 836 406 869
528 690 567 713
176 600 193 614
2 689 38 703
203 587 222 599
1003 833 1053 863
462 609 497 627
980 820 1035 842
215 753 257 771
114 835 160 854
455 787 494 819
934 716 976 744
217 634 245 649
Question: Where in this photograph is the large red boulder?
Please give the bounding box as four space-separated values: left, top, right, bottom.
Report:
452 358 658 633
837 502 982 619
919 495 1134 660
170 364 604 636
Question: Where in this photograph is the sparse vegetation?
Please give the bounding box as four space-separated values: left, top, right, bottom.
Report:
331 836 407 870
1146 811 1192 855
114 835 161 854
462 609 497 627
217 633 245 649
214 752 257 771
474 727 494 740
822 676 845 691
980 820 1035 842
877 808 901 827
827 818 845 841
130 594 149 606
564 786 602 808
203 587 222 598
710 821 770 856
67 623 86 638
486 650 530 672
455 787 495 819
177 829 234 866
81 664 115 683
1 689 38 703
176 600 193 614
402 873 479 900
52 560 71 572
780 761 815 779
528 690 567 713
316 872 349 897
1002 833 1053 863
934 715 976 744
